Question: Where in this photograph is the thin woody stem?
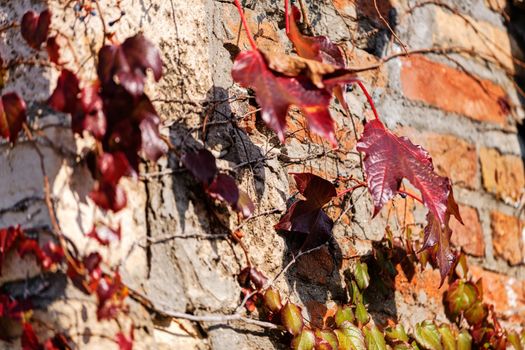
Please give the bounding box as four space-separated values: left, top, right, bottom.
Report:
233 0 258 51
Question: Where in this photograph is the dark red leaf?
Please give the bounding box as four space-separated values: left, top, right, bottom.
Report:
21 323 42 350
207 174 240 205
238 267 268 289
67 252 102 294
287 5 345 67
116 328 134 350
357 119 451 225
96 271 128 320
0 293 28 319
232 50 336 146
97 34 163 97
45 36 60 65
48 70 80 115
21 10 51 49
139 113 167 162
78 83 106 139
0 226 22 275
291 172 336 207
181 149 218 185
0 93 27 144
98 152 133 185
18 239 64 270
87 225 121 246
275 173 336 251
43 333 71 350
89 182 127 212
234 190 255 219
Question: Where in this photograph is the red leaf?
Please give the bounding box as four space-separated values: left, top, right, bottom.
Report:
89 182 127 212
116 328 134 350
181 149 218 185
96 271 128 320
97 34 163 97
18 239 64 271
0 293 28 319
43 333 71 350
48 70 80 115
45 36 60 65
275 173 336 251
21 323 41 350
138 113 168 162
87 225 121 246
234 190 255 219
0 226 22 275
232 50 336 146
287 5 345 67
21 10 51 49
0 93 27 144
207 174 240 205
98 152 133 185
356 119 451 225
67 252 102 294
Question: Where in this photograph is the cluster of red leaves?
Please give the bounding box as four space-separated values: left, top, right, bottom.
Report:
275 173 336 251
0 226 64 275
181 149 254 218
48 33 167 212
66 252 128 320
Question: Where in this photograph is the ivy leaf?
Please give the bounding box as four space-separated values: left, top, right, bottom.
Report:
67 252 103 294
97 152 134 185
182 149 218 185
134 98 167 162
89 182 127 212
315 330 339 350
207 174 240 205
234 190 255 219
287 5 345 67
457 330 472 350
18 239 64 271
232 50 336 146
21 10 51 49
357 119 451 225
116 328 134 350
336 322 366 350
0 226 22 275
98 34 163 97
364 326 387 350
0 92 27 144
87 225 121 246
335 305 354 327
263 288 282 313
21 323 41 350
292 329 316 350
96 271 128 320
414 321 443 350
281 302 304 336
46 36 60 65
275 173 336 251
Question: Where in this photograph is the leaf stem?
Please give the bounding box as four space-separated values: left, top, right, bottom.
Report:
398 190 424 204
284 0 290 34
355 80 382 125
234 0 258 51
337 183 366 197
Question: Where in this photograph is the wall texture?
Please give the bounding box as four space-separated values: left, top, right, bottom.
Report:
0 0 523 349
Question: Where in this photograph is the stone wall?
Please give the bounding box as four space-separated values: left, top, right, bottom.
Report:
0 0 523 349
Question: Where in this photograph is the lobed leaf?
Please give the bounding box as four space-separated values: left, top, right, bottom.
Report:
21 10 51 49
0 92 27 144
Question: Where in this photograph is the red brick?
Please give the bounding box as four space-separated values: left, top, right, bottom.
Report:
479 148 525 202
490 211 524 265
450 205 485 257
401 55 509 126
396 128 478 189
296 246 335 285
470 266 525 323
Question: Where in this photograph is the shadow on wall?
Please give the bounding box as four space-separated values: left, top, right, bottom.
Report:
354 0 396 56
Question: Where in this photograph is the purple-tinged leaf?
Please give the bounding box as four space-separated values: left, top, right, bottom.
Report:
21 10 51 49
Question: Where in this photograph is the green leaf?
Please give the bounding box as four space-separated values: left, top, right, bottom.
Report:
454 253 468 279
456 330 471 350
414 321 443 350
508 331 523 350
337 321 366 350
355 301 369 326
445 280 478 316
365 326 387 350
463 301 487 326
385 324 409 343
354 262 370 290
264 288 282 313
335 305 354 327
438 324 456 350
350 280 363 304
315 329 338 350
281 302 304 336
292 329 315 350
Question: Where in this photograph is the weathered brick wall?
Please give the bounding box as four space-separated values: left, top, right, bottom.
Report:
0 0 523 349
